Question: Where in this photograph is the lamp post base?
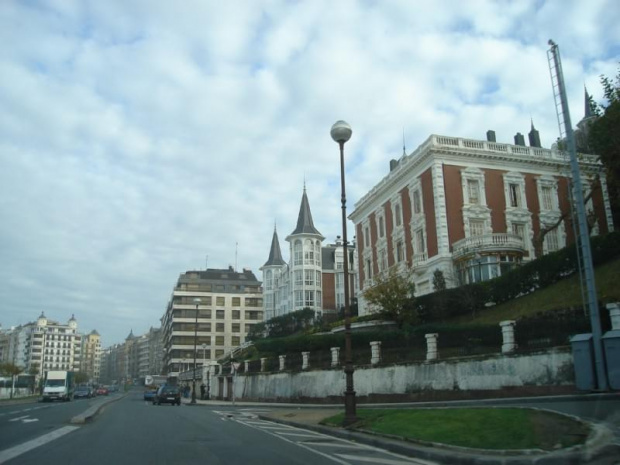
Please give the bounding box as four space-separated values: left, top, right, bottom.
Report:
343 389 357 426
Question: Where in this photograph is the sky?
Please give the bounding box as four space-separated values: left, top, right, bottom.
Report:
1 0 618 347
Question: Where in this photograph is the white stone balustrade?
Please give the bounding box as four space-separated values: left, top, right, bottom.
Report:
500 320 517 353
260 357 267 372
302 352 310 370
244 361 250 373
608 302 620 330
425 333 439 361
330 347 340 367
370 341 382 365
279 355 286 371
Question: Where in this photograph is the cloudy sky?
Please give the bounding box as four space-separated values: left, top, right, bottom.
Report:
1 0 618 346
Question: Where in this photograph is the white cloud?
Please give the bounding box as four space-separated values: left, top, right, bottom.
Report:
0 0 617 345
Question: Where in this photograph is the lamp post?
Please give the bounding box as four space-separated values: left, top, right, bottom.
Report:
330 120 357 426
191 298 201 404
201 343 207 400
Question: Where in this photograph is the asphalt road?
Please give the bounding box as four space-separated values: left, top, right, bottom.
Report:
0 395 113 452
1 391 435 465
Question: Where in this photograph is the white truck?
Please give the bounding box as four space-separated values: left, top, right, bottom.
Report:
42 370 75 402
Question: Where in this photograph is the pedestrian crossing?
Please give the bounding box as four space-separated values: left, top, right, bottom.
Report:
214 410 438 465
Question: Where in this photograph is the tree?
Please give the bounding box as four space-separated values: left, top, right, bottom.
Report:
0 362 23 399
362 268 417 327
75 372 89 385
589 66 620 226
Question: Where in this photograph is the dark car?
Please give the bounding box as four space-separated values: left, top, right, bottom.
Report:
153 385 181 406
74 386 93 399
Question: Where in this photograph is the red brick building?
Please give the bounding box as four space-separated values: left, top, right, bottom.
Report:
349 129 613 315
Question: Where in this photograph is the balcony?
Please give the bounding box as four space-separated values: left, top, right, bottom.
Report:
452 233 526 260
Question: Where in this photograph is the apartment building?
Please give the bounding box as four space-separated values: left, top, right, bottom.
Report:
80 330 101 384
161 267 263 378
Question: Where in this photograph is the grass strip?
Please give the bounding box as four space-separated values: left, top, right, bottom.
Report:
321 408 589 450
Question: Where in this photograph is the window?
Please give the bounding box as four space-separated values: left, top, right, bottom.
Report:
232 297 240 307
215 336 225 346
231 323 240 333
231 336 241 347
394 203 402 226
232 310 240 320
512 223 526 245
304 290 314 307
541 186 553 210
396 240 404 263
295 291 303 307
216 323 225 332
304 239 314 264
295 270 303 286
470 220 485 236
364 226 370 247
216 310 225 319
365 259 372 279
245 311 262 320
415 229 425 253
315 241 321 265
413 190 422 214
545 228 559 252
509 183 521 207
378 216 385 237
294 240 302 265
316 270 321 286
379 248 388 272
244 297 262 307
304 270 314 285
216 296 225 306
467 179 480 205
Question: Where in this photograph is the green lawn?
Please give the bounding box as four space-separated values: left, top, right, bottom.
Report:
454 257 620 325
322 408 590 450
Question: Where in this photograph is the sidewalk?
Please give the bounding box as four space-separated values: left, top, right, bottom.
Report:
186 397 620 465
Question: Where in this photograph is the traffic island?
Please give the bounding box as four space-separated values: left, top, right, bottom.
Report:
260 407 619 465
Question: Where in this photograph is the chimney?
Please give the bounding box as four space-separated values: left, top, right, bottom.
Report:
389 159 398 171
486 130 496 142
514 132 526 146
528 123 541 148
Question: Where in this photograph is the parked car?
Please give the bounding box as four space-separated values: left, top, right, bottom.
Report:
74 386 93 399
96 386 109 396
153 385 181 406
143 386 158 401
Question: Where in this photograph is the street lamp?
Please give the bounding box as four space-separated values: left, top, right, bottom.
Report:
201 343 208 400
191 298 201 404
330 120 357 426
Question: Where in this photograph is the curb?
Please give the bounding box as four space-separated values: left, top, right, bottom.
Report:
70 393 128 424
257 414 619 465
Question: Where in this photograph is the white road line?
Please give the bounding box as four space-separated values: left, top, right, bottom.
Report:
275 431 325 438
0 426 80 464
9 416 29 422
301 442 366 449
335 454 436 465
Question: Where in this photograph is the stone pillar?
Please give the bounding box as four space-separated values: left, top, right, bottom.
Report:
279 355 286 371
500 320 517 353
330 347 340 367
244 360 250 373
425 333 439 361
260 357 267 372
607 302 620 330
370 341 382 365
302 352 310 370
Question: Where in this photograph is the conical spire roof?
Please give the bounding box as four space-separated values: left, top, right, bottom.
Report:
263 227 286 267
584 86 594 119
290 188 322 237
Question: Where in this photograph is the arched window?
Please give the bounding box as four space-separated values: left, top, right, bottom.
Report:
305 239 314 265
294 240 303 265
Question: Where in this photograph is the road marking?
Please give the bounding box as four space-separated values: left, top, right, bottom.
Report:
9 416 29 422
335 454 436 465
0 426 79 464
23 418 39 423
